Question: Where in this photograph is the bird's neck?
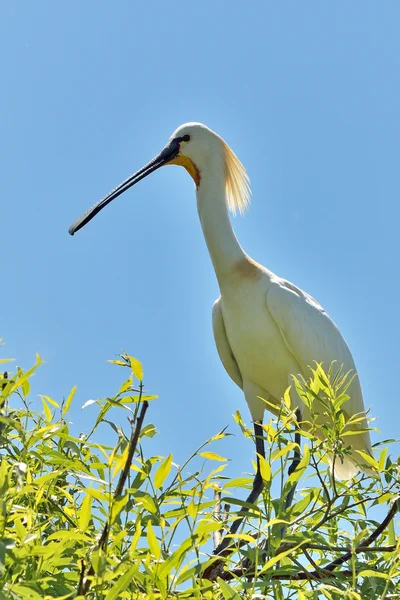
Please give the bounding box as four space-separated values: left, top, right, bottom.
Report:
196 164 246 286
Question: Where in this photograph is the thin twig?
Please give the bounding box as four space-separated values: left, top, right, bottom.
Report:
207 504 398 584
114 398 148 497
78 390 149 596
324 501 398 572
302 547 326 579
289 555 320 582
219 567 354 581
77 559 85 596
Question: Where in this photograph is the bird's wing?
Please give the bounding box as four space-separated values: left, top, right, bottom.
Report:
212 298 243 389
267 277 353 378
266 277 372 478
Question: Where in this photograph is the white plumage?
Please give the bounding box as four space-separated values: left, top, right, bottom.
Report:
69 122 372 481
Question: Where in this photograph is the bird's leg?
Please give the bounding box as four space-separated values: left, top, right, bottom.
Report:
284 408 302 511
213 421 265 555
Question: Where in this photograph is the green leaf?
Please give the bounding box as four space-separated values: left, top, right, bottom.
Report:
258 454 271 483
105 565 137 600
7 585 43 600
271 442 297 463
141 423 157 438
283 385 292 409
259 541 307 575
22 378 30 397
224 533 256 544
129 519 142 554
41 397 52 422
127 355 144 380
63 385 77 415
358 570 391 580
107 359 127 366
209 429 230 442
355 450 379 471
154 454 172 489
147 521 160 559
217 578 241 599
379 447 388 472
286 444 310 486
79 492 92 531
199 452 227 462
9 356 42 394
111 494 128 524
119 376 132 394
158 537 193 578
40 394 59 408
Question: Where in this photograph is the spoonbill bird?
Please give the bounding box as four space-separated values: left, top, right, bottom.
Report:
69 123 372 547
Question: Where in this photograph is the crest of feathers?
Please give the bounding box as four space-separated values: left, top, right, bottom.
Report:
222 141 251 215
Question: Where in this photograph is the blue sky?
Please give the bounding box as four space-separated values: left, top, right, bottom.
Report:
1 2 399 486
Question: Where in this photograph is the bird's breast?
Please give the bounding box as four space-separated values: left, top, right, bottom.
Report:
220 282 300 403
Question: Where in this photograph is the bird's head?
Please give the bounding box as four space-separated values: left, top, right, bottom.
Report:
166 122 226 187
69 122 250 236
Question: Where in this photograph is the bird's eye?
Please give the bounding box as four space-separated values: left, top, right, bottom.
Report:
182 134 190 142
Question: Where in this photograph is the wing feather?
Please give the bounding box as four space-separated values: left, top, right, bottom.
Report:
212 298 243 389
266 277 372 478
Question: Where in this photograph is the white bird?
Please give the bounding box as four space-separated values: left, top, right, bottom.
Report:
69 122 372 548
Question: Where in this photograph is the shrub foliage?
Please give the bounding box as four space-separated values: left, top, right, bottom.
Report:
0 346 399 599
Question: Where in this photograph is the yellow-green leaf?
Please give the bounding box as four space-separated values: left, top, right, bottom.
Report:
217 578 241 600
127 355 144 381
79 492 92 531
287 444 310 486
84 487 108 502
284 386 292 409
111 494 128 524
119 376 132 394
42 398 52 422
199 452 227 462
112 446 129 478
209 430 229 442
146 521 160 559
271 442 297 463
105 565 137 600
259 541 307 575
186 499 197 518
22 378 30 397
130 520 142 554
63 385 77 415
379 447 388 472
154 454 172 489
358 570 390 580
355 451 379 471
258 454 271 483
41 394 59 408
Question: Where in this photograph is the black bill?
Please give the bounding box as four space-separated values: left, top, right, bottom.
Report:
69 138 180 235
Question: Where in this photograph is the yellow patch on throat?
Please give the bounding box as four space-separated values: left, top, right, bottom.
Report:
169 155 201 188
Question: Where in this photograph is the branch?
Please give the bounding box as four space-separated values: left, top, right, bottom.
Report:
220 567 353 581
209 503 398 584
324 501 398 572
114 398 148 497
78 389 149 596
